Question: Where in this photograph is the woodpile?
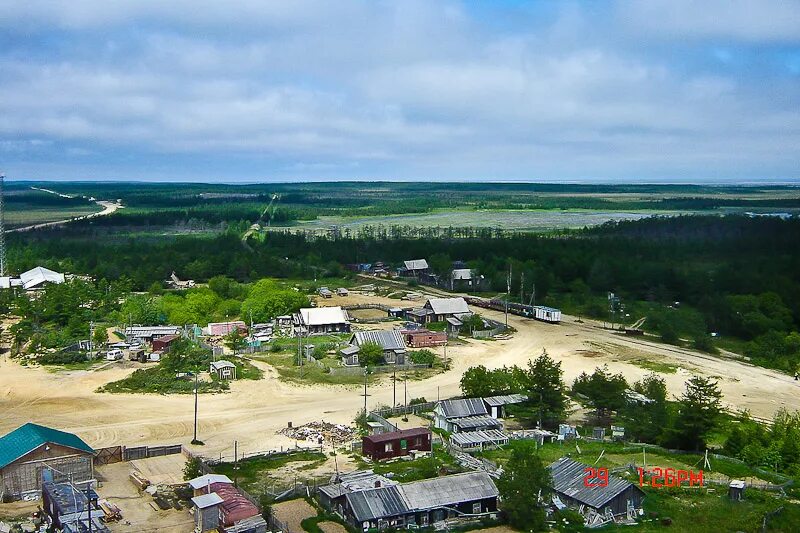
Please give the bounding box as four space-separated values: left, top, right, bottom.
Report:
278 421 355 445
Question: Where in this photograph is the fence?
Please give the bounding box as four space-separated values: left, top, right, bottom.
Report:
328 363 429 376
94 443 183 465
367 411 399 433
371 401 437 418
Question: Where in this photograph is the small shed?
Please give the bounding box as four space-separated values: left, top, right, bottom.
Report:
210 360 237 380
403 329 446 348
729 480 745 501
191 492 223 532
362 428 432 461
483 394 527 419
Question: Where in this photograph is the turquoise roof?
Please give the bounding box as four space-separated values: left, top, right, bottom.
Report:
0 423 94 469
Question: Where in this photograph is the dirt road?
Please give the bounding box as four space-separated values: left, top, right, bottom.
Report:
8 190 122 233
0 291 796 457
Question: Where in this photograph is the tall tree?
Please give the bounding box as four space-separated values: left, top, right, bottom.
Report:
496 441 551 532
524 349 568 428
669 376 723 451
622 372 668 443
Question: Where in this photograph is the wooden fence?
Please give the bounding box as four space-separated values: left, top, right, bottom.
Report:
329 362 430 376
94 443 183 465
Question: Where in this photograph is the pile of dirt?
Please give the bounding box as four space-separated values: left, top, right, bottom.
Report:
278 421 356 445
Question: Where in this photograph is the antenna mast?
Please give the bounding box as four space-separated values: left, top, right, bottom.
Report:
0 172 6 276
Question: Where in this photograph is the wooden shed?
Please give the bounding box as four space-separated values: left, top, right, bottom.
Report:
362 428 431 461
403 329 447 348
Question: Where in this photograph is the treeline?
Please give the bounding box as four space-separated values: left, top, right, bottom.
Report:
7 215 800 369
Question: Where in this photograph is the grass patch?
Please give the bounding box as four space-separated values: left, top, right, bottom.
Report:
628 358 679 374
211 451 327 493
354 445 463 482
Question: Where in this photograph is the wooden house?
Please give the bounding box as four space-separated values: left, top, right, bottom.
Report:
297 307 351 335
362 428 431 461
342 330 407 366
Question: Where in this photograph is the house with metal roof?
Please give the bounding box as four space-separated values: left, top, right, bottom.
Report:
339 471 499 530
297 306 351 334
433 398 502 433
401 259 429 277
124 325 182 343
341 330 407 366
210 360 237 380
0 423 94 498
19 266 66 290
188 473 233 495
362 427 431 461
548 457 645 523
483 394 528 419
424 298 471 322
318 470 399 514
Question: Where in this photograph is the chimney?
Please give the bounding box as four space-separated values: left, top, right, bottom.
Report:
374 480 381 488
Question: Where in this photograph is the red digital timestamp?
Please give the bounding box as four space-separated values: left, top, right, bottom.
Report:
582 467 704 488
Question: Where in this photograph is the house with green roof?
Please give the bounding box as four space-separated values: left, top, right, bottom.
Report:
0 423 94 499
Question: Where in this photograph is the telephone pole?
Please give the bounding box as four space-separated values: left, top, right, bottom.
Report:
0 172 7 277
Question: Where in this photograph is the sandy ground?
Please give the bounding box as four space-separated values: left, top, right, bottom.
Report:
271 498 317 533
318 521 348 533
96 461 194 533
0 288 797 460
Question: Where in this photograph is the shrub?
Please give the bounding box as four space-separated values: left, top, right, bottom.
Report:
409 349 435 365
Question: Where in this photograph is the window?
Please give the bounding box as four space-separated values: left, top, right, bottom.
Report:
384 443 393 453
472 503 482 514
400 439 407 449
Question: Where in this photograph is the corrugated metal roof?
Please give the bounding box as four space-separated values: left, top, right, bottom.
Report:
340 345 359 356
300 307 349 326
210 360 236 370
549 457 641 509
426 297 470 315
403 259 429 271
452 415 503 430
401 472 498 511
125 326 181 338
352 330 405 351
483 394 528 407
438 397 488 418
0 423 93 469
450 430 509 447
346 485 410 522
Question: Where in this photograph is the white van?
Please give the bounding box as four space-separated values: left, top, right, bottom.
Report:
105 349 124 361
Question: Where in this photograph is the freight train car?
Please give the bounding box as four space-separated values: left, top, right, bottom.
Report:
464 297 561 324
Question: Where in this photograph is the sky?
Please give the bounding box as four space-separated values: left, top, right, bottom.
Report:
0 0 799 183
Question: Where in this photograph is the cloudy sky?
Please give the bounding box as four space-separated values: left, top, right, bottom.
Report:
1 0 799 182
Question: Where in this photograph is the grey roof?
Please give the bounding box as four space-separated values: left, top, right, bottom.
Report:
125 326 181 338
401 472 498 511
352 330 405 351
450 430 510 447
346 485 410 522
426 297 470 315
438 397 488 418
408 308 433 317
452 415 503 431
192 492 224 509
210 360 236 370
483 394 528 407
404 259 429 271
19 266 65 289
446 317 463 326
319 470 398 500
549 457 642 510
340 345 360 356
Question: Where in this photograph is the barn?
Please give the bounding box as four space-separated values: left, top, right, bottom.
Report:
0 423 95 499
362 428 431 461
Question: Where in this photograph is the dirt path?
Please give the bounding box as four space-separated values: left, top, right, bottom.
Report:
0 290 797 457
8 188 123 233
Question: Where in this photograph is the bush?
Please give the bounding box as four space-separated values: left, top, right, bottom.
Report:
409 349 435 365
38 351 89 365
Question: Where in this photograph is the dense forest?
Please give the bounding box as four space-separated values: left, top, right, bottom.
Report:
7 213 800 371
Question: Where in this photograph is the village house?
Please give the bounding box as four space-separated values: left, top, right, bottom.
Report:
318 470 398 515
400 259 429 278
340 471 499 530
482 394 527 419
409 297 471 325
362 428 431 461
549 457 645 526
433 398 503 433
297 306 351 335
0 423 95 499
341 330 407 366
206 320 247 336
450 268 483 290
124 325 182 345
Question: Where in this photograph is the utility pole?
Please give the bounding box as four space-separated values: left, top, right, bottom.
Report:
362 367 369 417
192 371 200 444
88 321 95 361
520 271 524 303
0 172 6 277
505 264 511 327
392 366 396 407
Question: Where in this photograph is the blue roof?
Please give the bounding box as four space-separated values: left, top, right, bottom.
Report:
0 423 94 468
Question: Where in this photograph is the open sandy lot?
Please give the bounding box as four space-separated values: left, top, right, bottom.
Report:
0 286 797 459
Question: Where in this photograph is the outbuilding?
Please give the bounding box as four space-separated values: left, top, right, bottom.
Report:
403 329 447 348
210 360 237 380
362 428 431 461
151 334 180 352
0 423 95 499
